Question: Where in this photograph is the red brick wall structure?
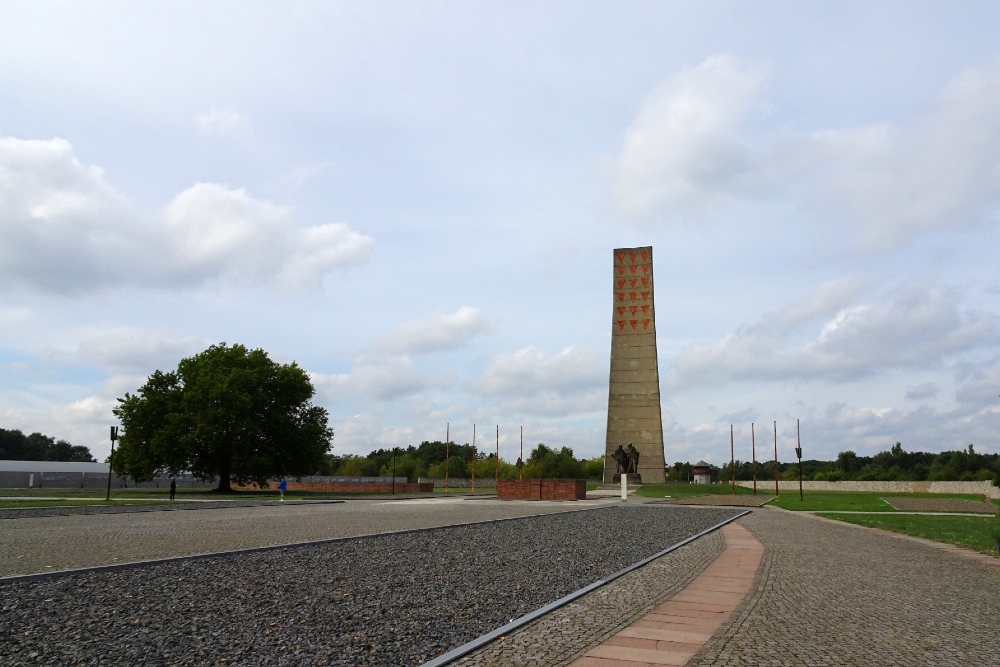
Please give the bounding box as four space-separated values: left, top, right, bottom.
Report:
497 479 587 501
284 481 434 493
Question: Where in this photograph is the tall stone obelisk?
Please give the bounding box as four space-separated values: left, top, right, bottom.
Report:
604 246 666 484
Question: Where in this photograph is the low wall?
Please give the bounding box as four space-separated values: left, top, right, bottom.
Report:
286 481 433 493
734 479 1000 498
497 479 587 501
418 477 497 489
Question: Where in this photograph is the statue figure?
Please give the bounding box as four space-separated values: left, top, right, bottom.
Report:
611 445 628 474
625 443 640 475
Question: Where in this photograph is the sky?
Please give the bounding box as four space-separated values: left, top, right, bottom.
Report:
1 2 999 465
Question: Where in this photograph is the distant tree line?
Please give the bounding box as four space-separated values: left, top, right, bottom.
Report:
317 441 604 481
680 443 1000 485
0 428 96 462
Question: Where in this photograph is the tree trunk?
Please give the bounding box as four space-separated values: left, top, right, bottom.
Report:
216 453 233 493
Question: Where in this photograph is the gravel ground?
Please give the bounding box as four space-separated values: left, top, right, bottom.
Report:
0 505 738 666
880 496 997 514
0 500 343 520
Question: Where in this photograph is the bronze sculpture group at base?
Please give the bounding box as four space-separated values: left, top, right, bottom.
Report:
610 443 641 484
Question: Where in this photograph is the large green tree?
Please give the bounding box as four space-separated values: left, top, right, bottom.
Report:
112 343 333 491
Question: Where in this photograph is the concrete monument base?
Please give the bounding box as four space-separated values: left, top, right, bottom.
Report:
613 473 643 485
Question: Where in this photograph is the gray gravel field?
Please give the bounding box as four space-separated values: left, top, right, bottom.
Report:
0 505 738 667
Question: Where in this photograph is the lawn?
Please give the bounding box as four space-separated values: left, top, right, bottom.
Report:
820 512 1000 556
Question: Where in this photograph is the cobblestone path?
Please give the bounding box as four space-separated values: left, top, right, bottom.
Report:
688 508 1000 666
0 496 615 577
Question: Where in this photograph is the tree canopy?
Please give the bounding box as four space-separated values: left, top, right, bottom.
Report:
0 428 96 462
112 343 333 491
316 440 604 481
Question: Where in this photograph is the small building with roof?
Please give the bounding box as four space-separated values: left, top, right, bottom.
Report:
691 460 712 484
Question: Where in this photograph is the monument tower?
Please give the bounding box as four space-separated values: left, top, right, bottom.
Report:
604 246 666 484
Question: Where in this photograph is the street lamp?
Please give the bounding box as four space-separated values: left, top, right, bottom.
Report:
391 447 397 495
105 426 118 502
796 419 803 501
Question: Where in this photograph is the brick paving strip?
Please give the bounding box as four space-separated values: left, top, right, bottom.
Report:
565 523 763 667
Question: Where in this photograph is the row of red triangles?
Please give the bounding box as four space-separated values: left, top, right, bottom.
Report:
618 305 650 316
617 319 652 330
616 264 650 276
617 250 650 263
617 277 650 289
617 291 650 303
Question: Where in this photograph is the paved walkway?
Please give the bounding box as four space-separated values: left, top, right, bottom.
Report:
0 496 615 577
568 523 763 666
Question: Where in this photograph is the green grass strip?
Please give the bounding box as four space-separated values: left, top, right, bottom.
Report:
819 512 1000 556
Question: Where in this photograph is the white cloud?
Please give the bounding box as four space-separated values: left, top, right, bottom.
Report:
954 365 1000 415
668 282 998 388
614 54 768 219
312 355 452 403
905 382 940 400
78 329 206 376
0 136 374 292
473 345 605 416
801 61 1000 249
194 109 252 142
616 57 1000 250
381 306 494 354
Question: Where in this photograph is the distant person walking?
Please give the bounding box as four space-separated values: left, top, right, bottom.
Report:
169 478 176 501
278 478 287 501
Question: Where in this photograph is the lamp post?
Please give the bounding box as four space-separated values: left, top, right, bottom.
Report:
391 447 397 495
105 426 118 502
519 425 523 480
796 418 803 501
471 424 476 492
495 425 499 486
445 423 450 493
751 422 757 495
773 421 779 496
730 424 735 495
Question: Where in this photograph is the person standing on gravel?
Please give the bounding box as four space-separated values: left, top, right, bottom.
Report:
278 478 287 501
169 478 176 501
